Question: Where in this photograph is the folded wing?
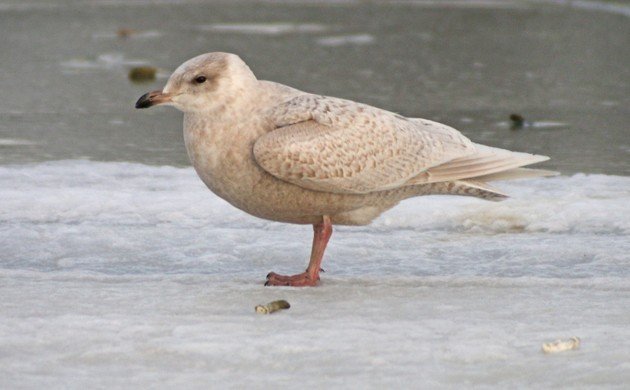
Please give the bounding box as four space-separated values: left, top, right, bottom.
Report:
254 94 552 195
406 143 550 185
254 94 476 194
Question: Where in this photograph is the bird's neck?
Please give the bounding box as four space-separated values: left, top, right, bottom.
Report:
182 82 271 159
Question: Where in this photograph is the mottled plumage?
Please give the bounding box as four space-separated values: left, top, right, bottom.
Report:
255 95 476 194
135 52 554 286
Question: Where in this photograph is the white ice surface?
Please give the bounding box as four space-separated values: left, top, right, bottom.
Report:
316 34 375 47
60 53 149 74
197 23 328 35
1 161 629 389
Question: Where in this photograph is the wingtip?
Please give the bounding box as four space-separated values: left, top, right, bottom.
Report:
532 154 551 163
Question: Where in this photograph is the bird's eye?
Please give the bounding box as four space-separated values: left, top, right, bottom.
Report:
194 75 207 84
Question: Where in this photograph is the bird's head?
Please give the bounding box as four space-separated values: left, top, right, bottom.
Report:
135 52 257 113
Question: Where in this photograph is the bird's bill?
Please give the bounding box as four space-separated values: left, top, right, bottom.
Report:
135 90 172 109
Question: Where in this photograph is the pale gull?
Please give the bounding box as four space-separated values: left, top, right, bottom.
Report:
135 52 554 287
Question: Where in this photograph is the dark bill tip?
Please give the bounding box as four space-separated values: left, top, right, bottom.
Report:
135 92 154 109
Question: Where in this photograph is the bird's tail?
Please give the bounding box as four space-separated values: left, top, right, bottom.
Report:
426 180 509 201
409 144 558 201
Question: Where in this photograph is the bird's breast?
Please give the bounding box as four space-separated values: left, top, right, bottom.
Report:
180 112 395 225
183 115 261 201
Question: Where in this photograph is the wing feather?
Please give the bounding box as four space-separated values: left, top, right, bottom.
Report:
253 94 476 194
406 144 550 185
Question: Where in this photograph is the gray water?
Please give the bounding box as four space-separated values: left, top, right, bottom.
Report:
0 0 628 174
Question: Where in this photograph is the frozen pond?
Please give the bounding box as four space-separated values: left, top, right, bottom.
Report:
1 161 629 388
0 0 629 388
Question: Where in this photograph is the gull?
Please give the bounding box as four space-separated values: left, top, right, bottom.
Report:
136 52 553 286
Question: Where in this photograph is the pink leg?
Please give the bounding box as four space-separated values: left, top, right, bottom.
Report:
265 215 333 287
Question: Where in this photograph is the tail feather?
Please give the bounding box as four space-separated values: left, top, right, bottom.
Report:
473 167 559 182
409 144 557 201
427 180 508 201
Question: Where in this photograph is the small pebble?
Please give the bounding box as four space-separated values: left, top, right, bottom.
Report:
542 336 581 354
509 113 525 129
255 300 290 314
117 28 137 39
129 66 157 83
